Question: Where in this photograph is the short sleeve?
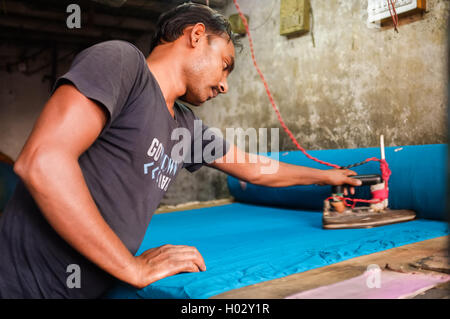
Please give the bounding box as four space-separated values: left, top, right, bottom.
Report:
182 120 230 173
52 40 143 130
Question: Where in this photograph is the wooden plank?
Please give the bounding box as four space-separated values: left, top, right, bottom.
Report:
211 236 449 299
413 281 450 299
155 197 234 214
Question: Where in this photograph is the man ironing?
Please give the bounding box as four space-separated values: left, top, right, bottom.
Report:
0 3 361 298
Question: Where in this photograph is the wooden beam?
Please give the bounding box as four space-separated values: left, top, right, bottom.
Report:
0 14 143 42
0 26 112 47
123 0 175 13
2 0 156 32
6 0 163 21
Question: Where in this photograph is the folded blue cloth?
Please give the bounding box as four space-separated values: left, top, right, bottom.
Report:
106 203 448 299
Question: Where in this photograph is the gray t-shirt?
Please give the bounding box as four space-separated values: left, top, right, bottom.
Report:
0 40 229 298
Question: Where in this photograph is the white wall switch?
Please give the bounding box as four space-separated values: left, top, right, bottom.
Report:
367 0 426 23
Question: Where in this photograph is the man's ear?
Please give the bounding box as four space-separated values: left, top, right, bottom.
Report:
189 23 206 47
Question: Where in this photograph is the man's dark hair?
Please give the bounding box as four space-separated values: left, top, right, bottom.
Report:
149 2 242 52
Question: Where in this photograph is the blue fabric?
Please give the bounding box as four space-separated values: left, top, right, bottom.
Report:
228 144 447 220
106 203 448 299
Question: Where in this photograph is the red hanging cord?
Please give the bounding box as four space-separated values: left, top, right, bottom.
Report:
388 0 399 32
232 0 340 169
232 0 391 207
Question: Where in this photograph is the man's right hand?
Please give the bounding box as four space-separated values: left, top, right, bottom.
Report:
131 244 206 289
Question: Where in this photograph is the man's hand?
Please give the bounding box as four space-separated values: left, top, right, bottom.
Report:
318 168 362 195
131 244 206 289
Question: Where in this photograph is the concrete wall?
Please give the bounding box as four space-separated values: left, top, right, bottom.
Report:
161 0 449 205
199 0 449 148
1 71 50 161
0 49 73 161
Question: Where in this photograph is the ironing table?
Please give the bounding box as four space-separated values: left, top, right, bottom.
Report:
106 144 449 299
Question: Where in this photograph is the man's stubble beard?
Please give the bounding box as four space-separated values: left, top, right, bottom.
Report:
180 80 208 106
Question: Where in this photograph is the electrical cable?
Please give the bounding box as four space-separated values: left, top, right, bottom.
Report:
248 0 276 31
388 0 399 32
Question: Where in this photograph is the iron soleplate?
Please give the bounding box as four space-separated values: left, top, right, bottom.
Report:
322 208 416 229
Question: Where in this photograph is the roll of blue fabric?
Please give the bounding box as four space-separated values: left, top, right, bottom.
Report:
227 144 447 221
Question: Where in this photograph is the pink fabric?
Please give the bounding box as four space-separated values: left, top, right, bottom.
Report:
286 270 450 299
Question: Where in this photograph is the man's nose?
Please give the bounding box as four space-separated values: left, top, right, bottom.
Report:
218 78 228 94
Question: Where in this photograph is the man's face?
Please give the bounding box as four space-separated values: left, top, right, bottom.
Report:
181 34 235 106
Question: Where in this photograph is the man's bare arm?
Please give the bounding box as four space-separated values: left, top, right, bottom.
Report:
208 144 362 190
14 84 205 289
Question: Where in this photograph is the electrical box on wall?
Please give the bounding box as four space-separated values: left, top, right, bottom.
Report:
280 0 310 37
367 0 426 23
229 13 249 36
